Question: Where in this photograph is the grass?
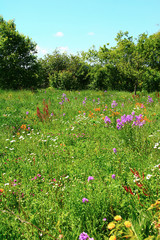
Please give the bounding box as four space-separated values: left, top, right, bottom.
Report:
0 88 160 240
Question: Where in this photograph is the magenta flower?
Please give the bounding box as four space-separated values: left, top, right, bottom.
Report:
26 111 29 115
103 218 107 221
112 174 116 179
88 176 94 182
79 232 89 240
113 148 117 153
82 198 89 203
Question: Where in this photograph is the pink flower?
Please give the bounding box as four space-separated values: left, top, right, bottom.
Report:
82 198 89 203
88 176 94 182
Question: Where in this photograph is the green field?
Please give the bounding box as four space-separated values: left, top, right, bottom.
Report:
0 89 159 240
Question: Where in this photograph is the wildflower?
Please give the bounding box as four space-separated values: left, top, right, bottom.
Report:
103 218 107 221
14 179 17 182
0 189 4 193
79 232 89 240
111 100 118 108
148 96 153 103
88 176 94 182
113 148 117 154
26 111 29 115
109 236 116 240
104 116 111 124
82 198 89 203
112 174 116 179
124 221 132 228
114 215 122 221
146 174 152 179
108 222 115 230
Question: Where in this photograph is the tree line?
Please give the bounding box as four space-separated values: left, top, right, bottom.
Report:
0 16 160 92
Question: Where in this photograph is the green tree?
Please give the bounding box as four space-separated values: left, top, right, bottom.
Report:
0 16 40 89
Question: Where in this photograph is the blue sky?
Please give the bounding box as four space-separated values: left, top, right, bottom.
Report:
1 0 160 57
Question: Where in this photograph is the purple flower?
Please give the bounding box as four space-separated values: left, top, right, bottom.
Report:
104 116 111 125
14 179 17 182
82 198 89 203
148 96 153 103
103 218 107 221
111 100 118 108
83 100 86 105
88 176 94 182
112 174 116 179
26 111 29 115
79 232 89 240
113 148 117 154
63 113 65 116
51 113 54 116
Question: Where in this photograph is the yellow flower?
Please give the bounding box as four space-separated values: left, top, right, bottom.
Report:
114 215 122 221
0 189 4 193
108 222 116 230
109 236 116 240
124 221 132 228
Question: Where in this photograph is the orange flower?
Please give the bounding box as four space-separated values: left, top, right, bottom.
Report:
0 189 4 193
124 221 132 228
94 108 100 111
109 236 116 240
108 222 115 230
114 215 122 221
21 124 26 130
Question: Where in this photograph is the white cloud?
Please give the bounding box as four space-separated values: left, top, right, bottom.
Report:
57 46 69 53
54 32 64 37
36 45 48 57
88 32 95 36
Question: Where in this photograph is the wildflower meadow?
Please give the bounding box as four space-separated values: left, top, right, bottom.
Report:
0 89 159 239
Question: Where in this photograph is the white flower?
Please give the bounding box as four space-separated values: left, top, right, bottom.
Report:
146 174 152 179
10 140 16 143
4 183 9 186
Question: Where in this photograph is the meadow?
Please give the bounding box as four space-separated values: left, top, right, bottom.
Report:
0 88 159 240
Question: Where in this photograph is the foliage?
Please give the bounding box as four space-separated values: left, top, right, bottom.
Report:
43 51 90 90
0 16 41 89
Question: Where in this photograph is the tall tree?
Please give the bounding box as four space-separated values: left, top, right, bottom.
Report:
0 16 40 89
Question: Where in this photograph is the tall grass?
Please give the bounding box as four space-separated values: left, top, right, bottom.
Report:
0 88 159 239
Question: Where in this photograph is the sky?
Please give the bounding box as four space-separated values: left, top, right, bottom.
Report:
1 0 160 58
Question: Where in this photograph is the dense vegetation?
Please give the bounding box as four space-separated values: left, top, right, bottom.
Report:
0 16 160 92
0 89 159 239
